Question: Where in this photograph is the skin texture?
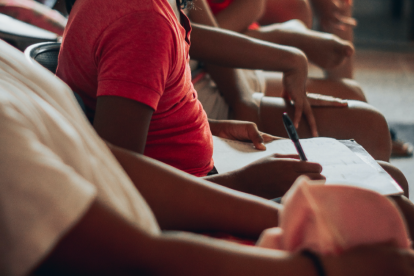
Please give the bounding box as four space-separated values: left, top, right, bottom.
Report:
187 2 390 161
256 0 355 78
91 0 324 199
190 0 353 72
93 94 324 199
32 143 414 276
258 0 314 27
24 0 414 275
93 1 390 205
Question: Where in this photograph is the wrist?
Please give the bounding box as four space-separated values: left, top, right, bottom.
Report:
285 49 308 74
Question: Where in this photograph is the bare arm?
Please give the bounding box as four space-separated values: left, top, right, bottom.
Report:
189 23 308 73
92 92 321 200
93 96 153 154
189 23 317 136
33 181 414 276
188 0 262 124
189 0 353 70
33 196 319 276
108 142 280 236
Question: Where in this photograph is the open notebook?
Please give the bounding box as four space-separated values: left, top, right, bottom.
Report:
212 136 403 196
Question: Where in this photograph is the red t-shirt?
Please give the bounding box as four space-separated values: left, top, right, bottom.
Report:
57 0 214 176
207 0 233 14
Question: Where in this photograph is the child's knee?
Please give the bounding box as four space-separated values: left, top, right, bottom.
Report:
341 79 367 102
348 101 391 160
378 161 409 197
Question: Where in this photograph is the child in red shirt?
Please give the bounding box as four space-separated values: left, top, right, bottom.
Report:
58 0 324 198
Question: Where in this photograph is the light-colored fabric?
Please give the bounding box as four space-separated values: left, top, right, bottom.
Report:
241 69 266 94
257 176 411 254
193 69 266 120
0 39 160 276
193 73 230 120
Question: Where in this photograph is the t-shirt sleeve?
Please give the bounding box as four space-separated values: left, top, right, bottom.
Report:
0 105 97 276
95 12 176 111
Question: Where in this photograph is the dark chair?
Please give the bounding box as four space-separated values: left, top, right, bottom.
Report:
24 42 87 115
25 42 61 73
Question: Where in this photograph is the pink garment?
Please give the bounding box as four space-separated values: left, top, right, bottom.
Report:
258 176 411 254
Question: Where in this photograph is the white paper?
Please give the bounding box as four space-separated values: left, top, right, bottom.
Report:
212 136 402 196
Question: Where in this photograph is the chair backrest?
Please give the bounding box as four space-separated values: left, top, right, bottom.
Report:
24 42 88 116
25 41 61 73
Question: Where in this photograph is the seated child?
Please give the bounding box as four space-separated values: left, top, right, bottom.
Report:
185 1 391 161
2 37 414 276
189 0 412 158
257 0 356 79
58 0 332 199
193 0 354 78
58 0 390 202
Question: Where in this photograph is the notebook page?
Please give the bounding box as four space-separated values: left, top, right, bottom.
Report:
212 136 402 196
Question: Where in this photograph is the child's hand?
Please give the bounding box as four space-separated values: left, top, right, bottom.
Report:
281 51 319 137
208 119 281 150
231 154 324 198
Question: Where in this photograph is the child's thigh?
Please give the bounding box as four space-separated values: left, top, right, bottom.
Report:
258 98 391 160
259 0 313 27
262 71 365 102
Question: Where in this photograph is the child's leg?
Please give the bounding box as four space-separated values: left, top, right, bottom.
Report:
258 0 313 28
375 163 413 241
245 20 353 72
378 161 409 197
389 195 414 244
262 71 366 101
257 97 391 162
318 3 354 79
